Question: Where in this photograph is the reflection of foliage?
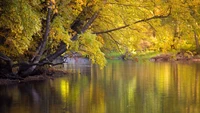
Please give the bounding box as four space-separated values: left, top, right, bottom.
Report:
49 16 71 51
3 61 200 113
53 61 200 113
60 80 69 103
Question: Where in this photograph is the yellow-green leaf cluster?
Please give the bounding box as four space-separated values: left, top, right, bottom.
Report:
0 0 41 57
49 16 71 51
75 30 106 69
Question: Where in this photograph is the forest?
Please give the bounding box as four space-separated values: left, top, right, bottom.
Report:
0 0 200 79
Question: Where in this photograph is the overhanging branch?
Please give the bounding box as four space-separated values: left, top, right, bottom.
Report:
93 24 130 34
93 7 171 34
71 11 100 41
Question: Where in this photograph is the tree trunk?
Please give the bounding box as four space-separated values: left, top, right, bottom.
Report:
71 11 100 41
41 8 171 64
19 2 52 77
41 11 100 63
40 42 67 63
194 30 200 51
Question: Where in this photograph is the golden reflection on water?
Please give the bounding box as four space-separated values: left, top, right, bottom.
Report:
0 61 200 113
60 80 69 103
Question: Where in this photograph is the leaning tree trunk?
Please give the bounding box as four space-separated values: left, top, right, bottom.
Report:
19 2 52 77
20 9 99 77
40 8 172 63
40 11 100 63
0 52 25 79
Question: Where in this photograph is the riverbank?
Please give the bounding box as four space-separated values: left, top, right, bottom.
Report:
106 51 200 62
1 52 200 85
0 68 69 85
149 52 200 62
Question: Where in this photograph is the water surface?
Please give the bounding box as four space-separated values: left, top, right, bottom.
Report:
0 60 200 113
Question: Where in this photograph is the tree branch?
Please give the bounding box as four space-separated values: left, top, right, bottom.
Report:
0 52 11 61
133 14 171 24
93 24 130 34
21 2 53 77
107 33 122 51
31 2 52 63
41 11 100 63
93 7 171 34
106 2 137 7
71 11 100 41
40 42 67 62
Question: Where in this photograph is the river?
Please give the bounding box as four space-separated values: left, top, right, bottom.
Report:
0 60 200 113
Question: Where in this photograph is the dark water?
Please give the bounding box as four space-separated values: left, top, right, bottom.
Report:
0 60 200 113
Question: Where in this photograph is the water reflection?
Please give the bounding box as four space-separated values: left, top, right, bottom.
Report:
0 60 200 113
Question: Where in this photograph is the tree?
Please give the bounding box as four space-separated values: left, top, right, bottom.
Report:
1 0 200 79
0 0 106 78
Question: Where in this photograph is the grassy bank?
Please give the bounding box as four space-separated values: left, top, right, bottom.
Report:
105 51 159 61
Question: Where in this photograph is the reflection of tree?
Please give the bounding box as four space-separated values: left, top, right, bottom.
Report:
0 88 12 113
1 61 200 113
194 64 200 104
165 63 200 113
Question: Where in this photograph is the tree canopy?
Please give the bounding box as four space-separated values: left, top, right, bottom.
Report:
0 0 200 77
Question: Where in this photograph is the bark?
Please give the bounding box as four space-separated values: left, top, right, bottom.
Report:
40 42 67 62
32 2 52 63
71 11 100 41
41 11 100 63
19 2 52 77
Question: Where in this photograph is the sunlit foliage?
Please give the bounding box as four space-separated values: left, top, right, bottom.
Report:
0 0 41 57
1 0 200 68
74 30 106 69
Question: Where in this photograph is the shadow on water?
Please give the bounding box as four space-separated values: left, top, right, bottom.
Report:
0 87 13 113
0 60 200 113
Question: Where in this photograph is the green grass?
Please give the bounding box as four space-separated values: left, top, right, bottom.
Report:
105 52 122 59
105 51 160 60
135 51 159 60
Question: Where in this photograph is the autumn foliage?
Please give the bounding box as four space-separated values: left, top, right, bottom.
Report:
0 0 200 78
